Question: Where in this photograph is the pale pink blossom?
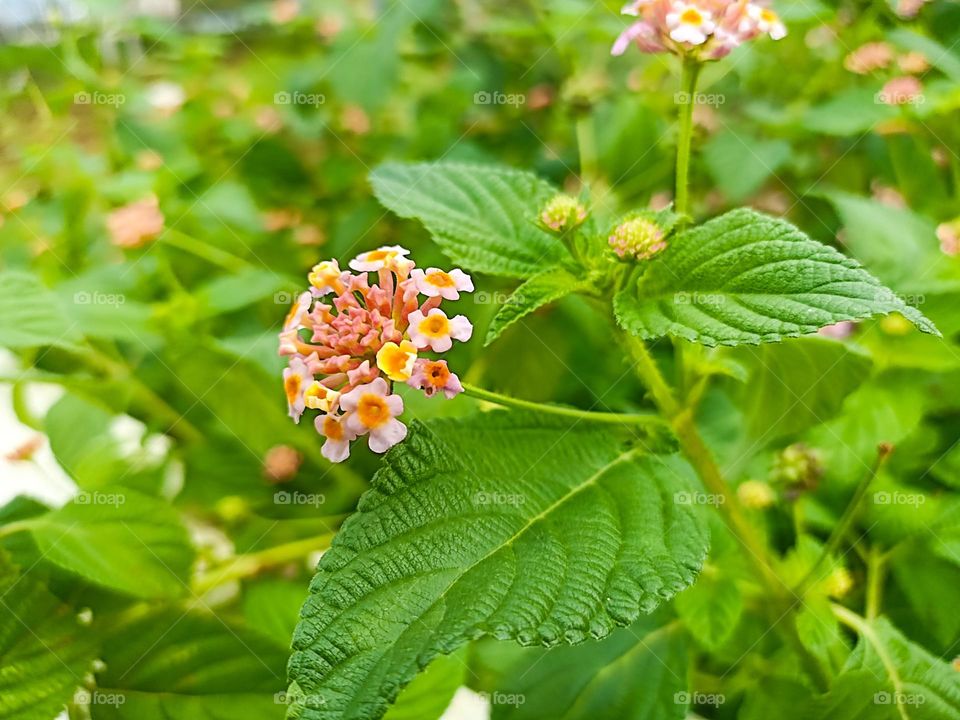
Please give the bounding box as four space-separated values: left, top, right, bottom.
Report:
407 308 473 352
283 357 311 422
408 359 464 399
349 245 411 273
316 413 357 463
410 268 474 300
341 378 407 454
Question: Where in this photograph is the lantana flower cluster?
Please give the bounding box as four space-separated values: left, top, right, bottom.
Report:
612 0 786 60
279 246 473 463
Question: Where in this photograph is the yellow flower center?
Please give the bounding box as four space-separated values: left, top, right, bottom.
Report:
284 374 301 404
760 8 777 21
680 7 703 23
425 270 455 288
304 382 332 410
419 314 450 338
365 249 393 263
323 416 345 441
376 341 416 381
357 393 390 429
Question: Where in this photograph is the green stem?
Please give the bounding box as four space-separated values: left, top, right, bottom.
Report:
865 546 886 620
576 112 600 188
622 332 830 691
675 57 702 218
193 532 334 594
462 383 665 428
795 444 891 596
161 229 250 272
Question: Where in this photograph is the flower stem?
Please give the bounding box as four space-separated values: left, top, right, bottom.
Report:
461 382 665 428
795 444 891 597
193 532 334 595
675 57 702 218
865 546 886 620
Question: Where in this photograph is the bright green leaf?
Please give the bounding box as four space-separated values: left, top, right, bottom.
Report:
370 163 568 278
0 271 82 350
288 413 709 720
614 209 938 347
484 268 590 345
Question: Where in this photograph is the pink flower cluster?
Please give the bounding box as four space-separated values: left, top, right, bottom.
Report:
612 0 786 60
279 246 474 463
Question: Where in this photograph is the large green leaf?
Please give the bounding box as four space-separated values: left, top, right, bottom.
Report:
21 490 194 599
0 271 83 350
0 554 96 720
370 163 568 278
614 209 938 347
734 337 873 445
673 573 742 652
92 610 288 720
484 268 590 345
383 651 466 720
288 413 709 720
492 613 688 720
812 616 960 718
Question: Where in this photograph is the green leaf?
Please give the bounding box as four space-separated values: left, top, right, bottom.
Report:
0 554 96 720
22 490 194 599
243 580 309 648
492 614 688 720
288 412 709 720
614 208 938 347
673 573 742 652
383 650 467 720
370 163 568 278
484 269 590 345
702 131 791 203
92 609 288 719
44 393 127 489
0 271 82 350
195 269 289 317
734 337 873 445
813 616 960 718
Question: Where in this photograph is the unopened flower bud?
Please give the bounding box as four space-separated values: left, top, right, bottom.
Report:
823 567 854 598
539 194 588 234
737 479 776 509
609 217 666 260
771 443 823 499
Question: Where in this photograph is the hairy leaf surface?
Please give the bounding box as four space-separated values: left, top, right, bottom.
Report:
370 163 567 277
288 413 709 720
484 268 590 345
614 209 938 347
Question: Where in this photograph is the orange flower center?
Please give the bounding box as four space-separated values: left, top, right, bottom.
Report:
680 7 703 23
425 362 451 388
323 416 345 441
366 250 392 262
284 374 301 404
357 393 390 428
420 314 450 338
425 271 455 288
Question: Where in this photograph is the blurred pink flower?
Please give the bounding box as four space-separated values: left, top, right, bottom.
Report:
106 196 164 249
612 0 786 60
878 76 923 106
843 41 893 75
